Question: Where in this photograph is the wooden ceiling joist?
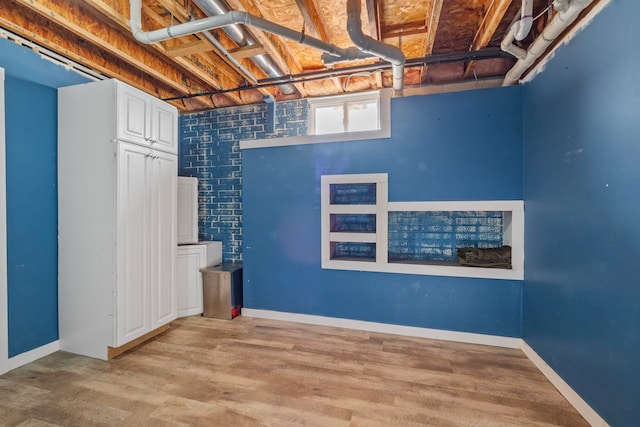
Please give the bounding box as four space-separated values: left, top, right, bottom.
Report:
422 0 443 56
464 0 514 78
147 0 279 99
229 44 267 60
294 0 342 93
11 0 221 109
139 2 250 104
0 1 205 111
383 25 429 44
165 40 212 57
80 0 266 105
420 0 444 82
295 0 330 41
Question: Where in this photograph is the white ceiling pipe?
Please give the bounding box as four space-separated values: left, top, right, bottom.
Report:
554 0 571 13
502 0 594 86
345 0 405 93
129 0 359 60
501 11 528 60
513 0 534 41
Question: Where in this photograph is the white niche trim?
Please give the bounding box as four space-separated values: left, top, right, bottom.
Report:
321 173 524 280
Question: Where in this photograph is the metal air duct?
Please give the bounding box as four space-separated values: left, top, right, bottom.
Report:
192 0 297 95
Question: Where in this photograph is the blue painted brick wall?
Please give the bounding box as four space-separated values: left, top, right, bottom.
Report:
180 100 309 262
388 211 504 262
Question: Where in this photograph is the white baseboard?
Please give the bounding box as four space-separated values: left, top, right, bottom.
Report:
241 308 521 348
520 342 609 427
242 308 608 426
1 340 60 375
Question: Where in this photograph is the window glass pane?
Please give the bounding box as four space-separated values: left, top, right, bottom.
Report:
346 100 378 132
314 105 344 135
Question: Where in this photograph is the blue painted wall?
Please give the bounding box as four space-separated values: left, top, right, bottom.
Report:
243 87 524 336
522 1 639 425
5 77 59 356
1 37 90 357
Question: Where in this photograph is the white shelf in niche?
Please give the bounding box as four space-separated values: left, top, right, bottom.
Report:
321 173 524 280
329 232 377 243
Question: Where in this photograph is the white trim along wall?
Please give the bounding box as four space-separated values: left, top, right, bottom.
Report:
242 308 610 427
0 67 8 374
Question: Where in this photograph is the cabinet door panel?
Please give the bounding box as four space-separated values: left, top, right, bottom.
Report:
152 102 177 154
117 84 151 146
177 246 205 317
177 177 198 244
150 152 177 327
116 143 151 346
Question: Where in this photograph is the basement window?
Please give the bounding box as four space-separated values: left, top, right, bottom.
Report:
240 90 391 149
308 90 390 137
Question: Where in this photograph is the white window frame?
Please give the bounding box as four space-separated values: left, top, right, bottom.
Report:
240 89 391 150
309 91 384 136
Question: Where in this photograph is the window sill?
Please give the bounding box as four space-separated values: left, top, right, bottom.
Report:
239 128 390 150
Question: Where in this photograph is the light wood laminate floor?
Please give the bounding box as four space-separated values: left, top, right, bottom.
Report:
0 316 588 426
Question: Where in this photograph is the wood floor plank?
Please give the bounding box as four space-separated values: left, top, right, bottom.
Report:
0 316 589 426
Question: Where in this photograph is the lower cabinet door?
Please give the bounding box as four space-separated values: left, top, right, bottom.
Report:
177 245 206 317
116 142 152 346
150 151 178 328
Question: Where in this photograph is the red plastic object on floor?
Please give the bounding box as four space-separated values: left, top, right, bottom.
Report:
231 306 241 319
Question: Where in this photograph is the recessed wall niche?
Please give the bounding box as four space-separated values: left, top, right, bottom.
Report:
321 173 524 280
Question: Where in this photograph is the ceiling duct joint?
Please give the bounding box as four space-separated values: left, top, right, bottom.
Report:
345 0 405 94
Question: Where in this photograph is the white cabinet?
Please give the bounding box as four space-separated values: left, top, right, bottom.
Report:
177 177 199 244
116 81 177 154
177 242 222 317
150 151 178 328
58 79 178 360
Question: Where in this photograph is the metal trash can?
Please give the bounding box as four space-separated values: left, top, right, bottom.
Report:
200 263 243 319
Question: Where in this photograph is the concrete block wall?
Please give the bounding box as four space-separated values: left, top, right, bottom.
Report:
179 100 309 262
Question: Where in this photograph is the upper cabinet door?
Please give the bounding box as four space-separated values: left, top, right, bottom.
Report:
151 101 178 154
117 83 152 147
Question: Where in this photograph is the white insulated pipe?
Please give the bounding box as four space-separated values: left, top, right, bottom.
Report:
130 0 402 92
502 0 594 86
345 0 405 93
129 0 361 60
512 0 534 41
554 0 571 13
501 12 528 60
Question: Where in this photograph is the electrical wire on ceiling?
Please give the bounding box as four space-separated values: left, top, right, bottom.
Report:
162 48 511 101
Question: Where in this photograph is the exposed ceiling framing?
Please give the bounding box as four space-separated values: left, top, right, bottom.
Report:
0 0 603 112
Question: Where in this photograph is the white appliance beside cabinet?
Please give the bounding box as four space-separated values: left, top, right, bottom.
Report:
176 176 222 317
177 177 198 244
58 79 178 360
177 242 222 317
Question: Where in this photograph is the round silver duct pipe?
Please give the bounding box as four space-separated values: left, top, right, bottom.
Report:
192 0 297 95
